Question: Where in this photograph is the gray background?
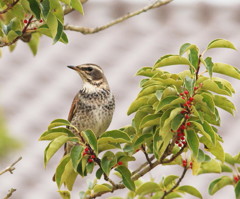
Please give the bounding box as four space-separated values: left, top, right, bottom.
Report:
1 1 240 198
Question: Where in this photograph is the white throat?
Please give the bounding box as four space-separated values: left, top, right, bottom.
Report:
83 82 102 93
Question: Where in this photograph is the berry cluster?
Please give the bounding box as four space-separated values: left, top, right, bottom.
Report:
182 159 193 169
233 175 240 183
83 147 96 163
172 85 202 148
23 17 44 30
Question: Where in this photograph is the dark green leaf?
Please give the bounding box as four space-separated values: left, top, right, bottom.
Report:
96 168 103 179
40 0 50 19
29 0 41 19
82 130 98 154
53 19 63 44
134 134 152 147
171 114 184 131
115 166 135 191
70 145 84 171
235 181 240 199
186 129 199 157
140 114 161 128
101 151 117 176
205 57 214 78
60 31 69 44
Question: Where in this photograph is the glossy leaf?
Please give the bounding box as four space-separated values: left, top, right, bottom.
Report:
136 182 160 196
48 119 71 129
101 151 117 176
127 96 150 115
61 159 77 190
163 175 179 187
154 55 191 68
171 114 184 131
115 166 135 191
186 129 199 157
213 95 235 115
29 0 41 19
44 135 70 166
235 181 240 199
205 57 214 78
140 114 161 128
207 39 236 50
134 134 152 147
71 0 84 14
184 76 195 96
28 33 40 56
198 159 222 174
213 63 240 80
178 185 202 198
53 19 63 44
55 155 70 188
179 43 198 55
40 127 75 140
201 79 231 96
70 145 84 171
93 184 112 194
40 0 50 19
100 130 131 143
208 176 233 195
188 48 199 70
82 130 98 154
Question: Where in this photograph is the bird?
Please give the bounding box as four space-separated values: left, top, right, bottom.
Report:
65 63 115 153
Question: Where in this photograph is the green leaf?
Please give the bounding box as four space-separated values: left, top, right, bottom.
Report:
48 119 71 129
70 145 83 171
96 168 103 179
60 159 77 190
154 55 191 69
156 96 179 111
28 33 40 56
140 114 161 128
136 182 160 196
47 13 58 38
101 151 117 176
40 0 50 19
213 95 235 115
93 184 112 194
115 166 135 191
163 175 179 187
186 129 199 157
201 79 231 96
134 134 152 147
60 31 69 44
205 57 214 78
55 155 70 188
58 190 71 199
138 85 164 97
213 63 240 80
127 96 150 115
100 130 131 143
44 135 70 166
179 43 198 55
235 181 240 199
208 176 233 195
198 159 222 174
207 39 236 50
82 130 98 154
188 48 199 70
70 0 84 14
184 76 195 96
29 0 41 19
178 185 202 198
40 127 75 140
53 19 63 44
171 114 184 131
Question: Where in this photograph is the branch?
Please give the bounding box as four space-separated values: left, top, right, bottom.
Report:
3 188 16 199
64 0 173 34
132 155 155 176
0 157 22 176
160 167 188 199
141 145 153 168
0 0 20 14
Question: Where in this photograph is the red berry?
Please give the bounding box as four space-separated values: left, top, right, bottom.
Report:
180 136 185 140
117 161 123 165
180 125 186 130
39 19 43 23
88 158 93 163
23 19 28 23
186 122 191 126
83 152 87 156
190 162 193 169
181 96 185 100
175 141 179 144
182 160 187 167
91 155 96 159
84 147 89 152
234 176 239 183
189 97 194 101
182 141 187 145
33 27 37 30
180 93 184 96
178 143 182 147
183 103 188 107
181 109 187 114
185 115 190 119
186 100 191 105
184 90 189 95
194 86 198 91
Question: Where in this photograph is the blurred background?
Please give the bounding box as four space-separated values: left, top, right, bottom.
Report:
0 0 240 198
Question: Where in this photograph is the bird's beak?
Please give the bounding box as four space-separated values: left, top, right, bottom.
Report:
67 65 77 70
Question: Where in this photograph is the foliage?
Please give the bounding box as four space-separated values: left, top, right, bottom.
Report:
0 0 83 55
39 39 240 199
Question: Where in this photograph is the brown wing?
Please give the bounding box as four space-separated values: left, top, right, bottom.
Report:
67 93 79 122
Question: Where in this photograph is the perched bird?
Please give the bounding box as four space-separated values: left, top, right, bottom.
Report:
65 63 115 153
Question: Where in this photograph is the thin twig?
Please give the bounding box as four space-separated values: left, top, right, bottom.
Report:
161 144 187 164
3 188 16 199
160 167 188 199
195 54 202 81
0 157 22 176
141 145 153 168
132 155 155 176
64 0 173 34
0 0 20 14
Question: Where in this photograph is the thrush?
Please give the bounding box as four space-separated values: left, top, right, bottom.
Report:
65 63 115 153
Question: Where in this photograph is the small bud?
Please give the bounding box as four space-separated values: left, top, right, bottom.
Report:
23 19 28 23
39 19 43 23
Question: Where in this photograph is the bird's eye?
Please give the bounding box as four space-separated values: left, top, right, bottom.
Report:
83 67 93 72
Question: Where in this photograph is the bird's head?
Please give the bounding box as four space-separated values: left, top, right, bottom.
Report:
67 63 110 91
